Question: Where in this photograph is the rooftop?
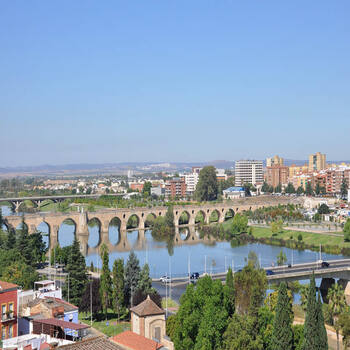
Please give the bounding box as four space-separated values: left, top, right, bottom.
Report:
57 336 123 349
111 331 163 350
130 295 165 317
33 318 90 330
0 280 19 292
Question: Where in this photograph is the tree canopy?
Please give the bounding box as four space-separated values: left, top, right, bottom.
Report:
194 166 218 201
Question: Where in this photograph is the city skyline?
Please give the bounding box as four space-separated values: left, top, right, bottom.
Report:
1 1 350 167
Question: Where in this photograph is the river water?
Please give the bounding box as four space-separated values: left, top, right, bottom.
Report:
1 205 345 283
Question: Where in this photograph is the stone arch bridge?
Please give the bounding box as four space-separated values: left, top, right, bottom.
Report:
3 201 265 250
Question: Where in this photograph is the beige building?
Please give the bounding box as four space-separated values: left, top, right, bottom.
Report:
266 165 289 188
112 296 174 350
289 164 309 178
309 152 326 172
266 155 284 167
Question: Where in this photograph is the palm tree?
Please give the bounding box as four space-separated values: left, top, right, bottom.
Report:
328 283 347 350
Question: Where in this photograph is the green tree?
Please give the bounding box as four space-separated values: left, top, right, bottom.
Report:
137 263 154 295
142 181 152 197
112 258 125 321
318 203 330 215
297 186 304 195
79 278 102 317
285 183 296 194
223 267 235 317
328 283 347 350
173 276 228 350
344 218 350 242
6 227 17 249
316 292 328 350
270 282 293 350
16 220 31 265
305 182 313 196
231 214 248 234
165 205 175 228
315 182 321 195
302 274 319 350
124 251 141 307
261 182 270 193
271 219 283 234
234 261 267 315
63 237 88 307
338 313 350 350
277 250 287 266
28 232 47 265
2 261 39 289
341 177 348 199
274 184 282 193
194 166 218 201
223 314 263 350
99 244 112 318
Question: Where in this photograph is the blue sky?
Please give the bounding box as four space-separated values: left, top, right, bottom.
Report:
1 1 349 166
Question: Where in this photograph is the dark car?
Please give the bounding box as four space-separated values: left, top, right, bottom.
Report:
266 270 275 276
190 272 200 280
321 261 330 268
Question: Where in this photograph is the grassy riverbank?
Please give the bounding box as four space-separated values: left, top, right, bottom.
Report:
251 226 350 249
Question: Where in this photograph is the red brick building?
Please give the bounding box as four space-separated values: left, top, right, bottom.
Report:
165 178 186 198
129 183 144 192
266 165 289 188
0 281 19 340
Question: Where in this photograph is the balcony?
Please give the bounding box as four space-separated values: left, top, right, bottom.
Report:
1 313 16 323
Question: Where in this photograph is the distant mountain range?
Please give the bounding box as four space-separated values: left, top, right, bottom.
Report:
0 159 348 177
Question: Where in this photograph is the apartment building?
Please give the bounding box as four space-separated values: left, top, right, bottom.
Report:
266 165 289 188
289 164 309 178
182 172 199 195
235 160 263 186
165 178 186 198
309 152 326 172
266 155 284 167
0 281 19 341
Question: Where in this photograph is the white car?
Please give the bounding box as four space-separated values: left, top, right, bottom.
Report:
160 276 171 283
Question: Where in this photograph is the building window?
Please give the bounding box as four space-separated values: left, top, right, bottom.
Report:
1 304 6 320
8 303 14 319
1 326 6 340
154 327 161 342
9 324 13 338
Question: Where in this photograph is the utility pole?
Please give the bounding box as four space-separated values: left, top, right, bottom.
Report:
90 275 92 326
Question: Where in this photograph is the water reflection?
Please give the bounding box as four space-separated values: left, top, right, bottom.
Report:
37 222 50 249
58 219 76 247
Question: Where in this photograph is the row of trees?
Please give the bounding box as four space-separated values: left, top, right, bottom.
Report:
0 211 46 289
167 256 330 350
64 238 161 321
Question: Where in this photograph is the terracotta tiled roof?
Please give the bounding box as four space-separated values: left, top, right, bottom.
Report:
57 336 123 349
130 295 165 317
45 297 79 311
34 318 90 330
111 331 163 350
0 280 19 292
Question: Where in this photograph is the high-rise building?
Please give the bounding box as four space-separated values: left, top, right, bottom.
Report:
182 172 199 195
235 160 263 186
266 165 289 188
165 178 187 198
308 152 326 172
266 155 284 167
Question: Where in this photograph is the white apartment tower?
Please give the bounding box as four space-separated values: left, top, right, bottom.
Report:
235 160 263 186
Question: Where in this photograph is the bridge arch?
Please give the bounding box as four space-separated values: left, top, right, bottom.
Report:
224 209 235 221
178 211 190 225
145 213 156 228
195 210 206 224
36 221 50 249
209 209 220 223
179 227 190 241
109 217 121 245
126 214 140 230
58 218 76 247
39 199 56 211
87 217 101 248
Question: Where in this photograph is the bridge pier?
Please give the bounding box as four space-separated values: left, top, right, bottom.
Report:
319 278 335 303
49 225 59 250
338 279 350 305
76 233 89 255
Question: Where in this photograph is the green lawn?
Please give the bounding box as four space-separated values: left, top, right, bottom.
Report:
251 226 350 249
79 312 130 337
